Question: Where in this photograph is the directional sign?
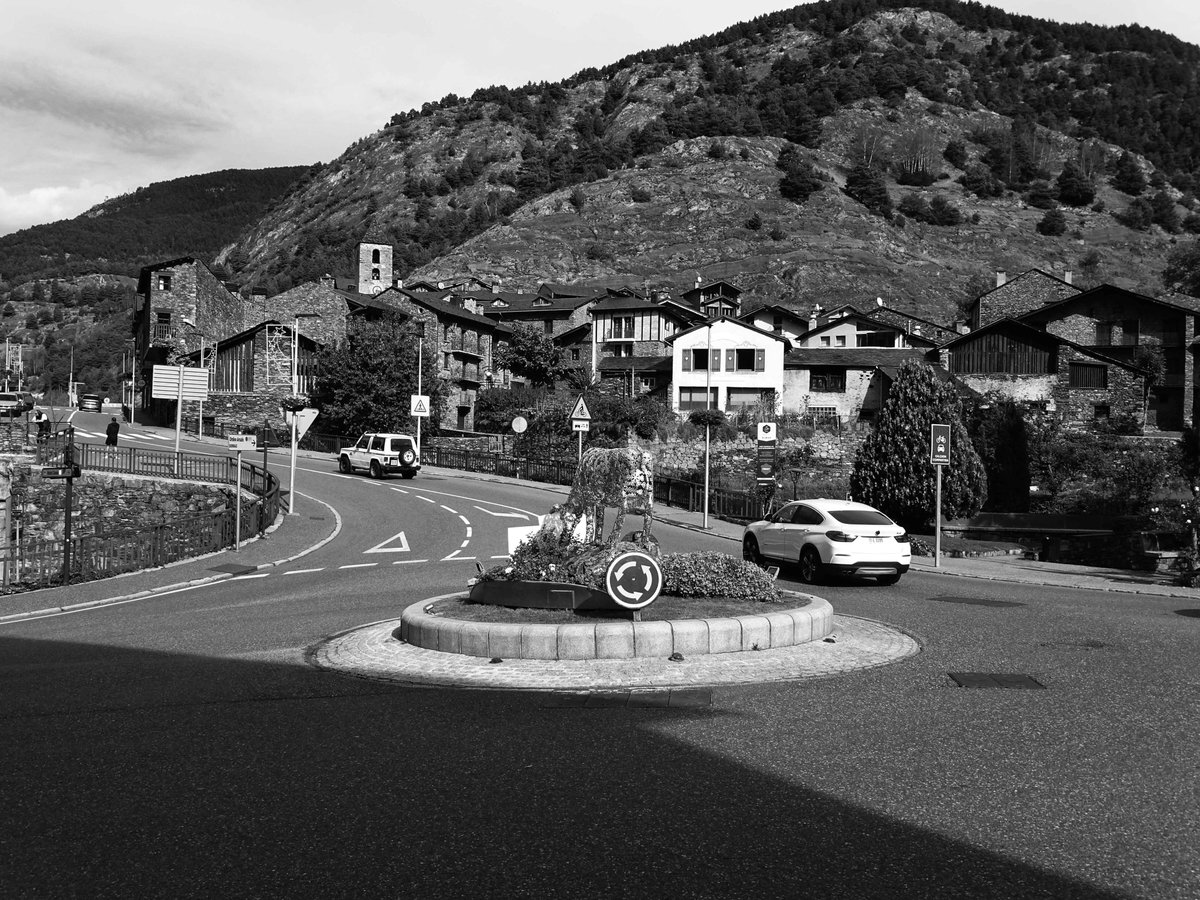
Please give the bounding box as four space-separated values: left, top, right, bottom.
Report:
410 394 430 417
604 551 663 610
569 395 591 421
572 419 590 432
151 365 210 401
228 434 257 452
930 423 951 466
41 465 81 480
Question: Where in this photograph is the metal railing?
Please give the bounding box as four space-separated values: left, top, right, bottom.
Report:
3 431 280 590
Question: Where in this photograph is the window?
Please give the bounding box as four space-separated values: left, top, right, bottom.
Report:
639 376 655 392
611 316 635 340
1094 404 1111 420
727 388 774 408
857 330 897 347
371 268 380 281
835 335 846 347
772 314 783 332
571 349 580 361
606 344 633 358
809 367 846 392
1069 362 1108 389
682 349 719 371
808 406 839 423
544 320 553 335
1094 322 1114 346
679 387 717 410
820 336 831 347
371 249 381 264
792 505 825 525
1119 319 1139 346
156 275 172 291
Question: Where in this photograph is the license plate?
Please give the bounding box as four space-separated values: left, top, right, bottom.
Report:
866 536 887 543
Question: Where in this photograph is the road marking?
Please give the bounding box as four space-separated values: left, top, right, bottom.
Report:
390 487 409 494
460 539 470 548
441 505 458 514
417 496 435 504
465 526 472 537
392 559 430 564
442 553 477 561
458 515 470 525
230 573 270 580
364 530 410 553
474 507 530 519
339 563 377 569
491 555 510 560
285 568 324 575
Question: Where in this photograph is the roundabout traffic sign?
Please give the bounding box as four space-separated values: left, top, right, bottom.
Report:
604 551 663 610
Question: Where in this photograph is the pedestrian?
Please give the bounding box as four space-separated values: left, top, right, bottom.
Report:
36 408 50 440
105 415 120 446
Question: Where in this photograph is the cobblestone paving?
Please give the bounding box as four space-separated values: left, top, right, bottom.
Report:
313 615 921 690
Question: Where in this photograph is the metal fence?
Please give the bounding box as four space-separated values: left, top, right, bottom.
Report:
3 432 280 591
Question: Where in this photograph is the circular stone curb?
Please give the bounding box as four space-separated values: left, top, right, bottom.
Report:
398 592 833 660
313 614 921 690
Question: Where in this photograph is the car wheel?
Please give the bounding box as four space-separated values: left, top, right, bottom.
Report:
877 573 902 586
798 546 824 585
338 456 352 474
369 460 383 479
743 535 764 565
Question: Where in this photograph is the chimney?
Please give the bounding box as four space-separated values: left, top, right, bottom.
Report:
463 298 478 314
876 296 884 307
319 273 335 288
695 274 702 288
1064 270 1073 284
996 271 1006 287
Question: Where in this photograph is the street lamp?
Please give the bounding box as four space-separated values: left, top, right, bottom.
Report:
403 322 426 457
703 322 713 529
288 313 321 515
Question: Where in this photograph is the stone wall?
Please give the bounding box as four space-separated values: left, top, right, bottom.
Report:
974 271 1080 328
650 431 865 481
5 463 236 542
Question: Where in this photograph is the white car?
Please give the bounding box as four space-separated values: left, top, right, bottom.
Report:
338 432 420 479
743 498 911 585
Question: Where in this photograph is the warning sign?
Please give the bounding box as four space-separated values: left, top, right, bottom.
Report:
410 394 430 417
569 395 591 421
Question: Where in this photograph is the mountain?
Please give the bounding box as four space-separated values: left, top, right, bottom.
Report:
217 0 1200 322
0 167 310 286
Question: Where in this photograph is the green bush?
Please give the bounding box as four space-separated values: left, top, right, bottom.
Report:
661 552 781 602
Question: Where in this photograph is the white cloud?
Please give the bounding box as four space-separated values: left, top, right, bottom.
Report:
0 182 121 238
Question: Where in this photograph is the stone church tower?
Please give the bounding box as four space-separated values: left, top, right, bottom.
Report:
357 241 392 294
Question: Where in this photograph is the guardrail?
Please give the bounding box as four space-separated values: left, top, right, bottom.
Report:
2 430 280 590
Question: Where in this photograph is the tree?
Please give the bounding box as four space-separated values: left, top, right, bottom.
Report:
1111 151 1146 196
493 323 564 387
942 138 967 169
776 144 824 204
967 396 1030 512
927 195 963 226
850 361 987 528
310 316 447 436
1163 239 1200 297
1055 160 1095 207
1149 191 1181 233
1116 197 1154 230
844 163 892 218
1036 208 1068 235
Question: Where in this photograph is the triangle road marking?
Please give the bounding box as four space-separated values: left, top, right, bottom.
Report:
364 530 411 554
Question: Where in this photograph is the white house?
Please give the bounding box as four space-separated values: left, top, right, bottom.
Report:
666 317 790 412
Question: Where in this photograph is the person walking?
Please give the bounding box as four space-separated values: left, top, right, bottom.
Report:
105 416 120 446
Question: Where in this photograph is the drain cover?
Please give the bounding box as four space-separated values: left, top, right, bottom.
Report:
932 596 1026 608
543 689 711 708
210 563 257 575
948 672 1045 689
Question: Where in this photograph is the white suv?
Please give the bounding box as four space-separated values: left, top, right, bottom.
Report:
743 498 911 585
338 433 421 479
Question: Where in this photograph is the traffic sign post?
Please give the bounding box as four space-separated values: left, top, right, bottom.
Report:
930 424 951 567
756 421 778 486
569 395 591 460
228 435 256 551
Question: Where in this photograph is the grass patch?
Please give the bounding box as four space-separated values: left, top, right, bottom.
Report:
427 593 809 624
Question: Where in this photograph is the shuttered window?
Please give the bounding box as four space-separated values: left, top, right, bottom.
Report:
1069 362 1108 389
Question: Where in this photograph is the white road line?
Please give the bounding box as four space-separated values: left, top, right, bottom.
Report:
417 496 435 504
441 505 458 514
390 487 409 494
459 539 470 548
490 555 510 559
441 554 477 561
339 563 377 569
231 573 270 580
392 559 430 564
458 515 469 525
285 568 324 575
473 507 530 518
465 527 472 537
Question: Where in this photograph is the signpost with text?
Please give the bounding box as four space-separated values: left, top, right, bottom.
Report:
930 423 951 567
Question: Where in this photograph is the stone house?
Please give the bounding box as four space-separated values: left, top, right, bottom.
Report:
1014 284 1200 430
782 347 931 425
937 318 1150 427
471 288 598 338
968 269 1081 329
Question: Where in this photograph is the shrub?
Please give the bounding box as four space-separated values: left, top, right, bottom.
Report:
746 212 763 231
630 185 652 203
1037 208 1068 236
943 139 967 169
661 552 781 602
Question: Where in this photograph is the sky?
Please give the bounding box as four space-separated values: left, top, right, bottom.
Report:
1 0 1198 238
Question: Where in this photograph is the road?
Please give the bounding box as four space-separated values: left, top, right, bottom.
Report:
1 431 1197 898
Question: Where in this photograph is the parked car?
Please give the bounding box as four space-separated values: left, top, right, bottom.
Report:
0 392 22 417
337 433 421 479
78 393 102 412
743 498 911 585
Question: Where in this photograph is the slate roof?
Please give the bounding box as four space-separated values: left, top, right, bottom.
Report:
796 312 939 348
1018 282 1200 321
940 317 1151 373
784 347 931 368
597 356 674 372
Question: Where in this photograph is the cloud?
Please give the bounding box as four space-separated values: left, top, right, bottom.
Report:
0 182 120 237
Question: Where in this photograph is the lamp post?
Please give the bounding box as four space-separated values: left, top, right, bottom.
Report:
288 312 321 515
703 321 713 529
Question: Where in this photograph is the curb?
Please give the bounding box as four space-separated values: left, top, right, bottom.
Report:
399 593 833 660
0 493 343 625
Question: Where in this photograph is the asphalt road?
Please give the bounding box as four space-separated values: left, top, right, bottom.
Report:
1 448 1197 898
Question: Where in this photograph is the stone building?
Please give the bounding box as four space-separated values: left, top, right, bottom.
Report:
357 241 393 295
968 269 1081 329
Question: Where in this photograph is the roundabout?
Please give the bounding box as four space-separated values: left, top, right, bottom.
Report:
312 599 921 690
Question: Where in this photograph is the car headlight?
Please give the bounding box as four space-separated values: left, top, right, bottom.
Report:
825 530 858 542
